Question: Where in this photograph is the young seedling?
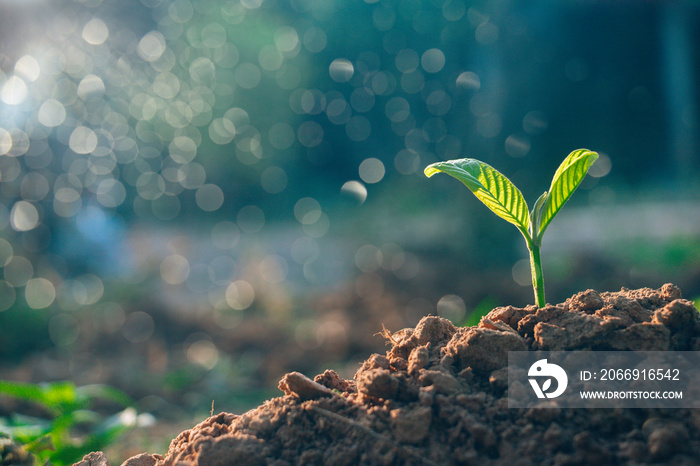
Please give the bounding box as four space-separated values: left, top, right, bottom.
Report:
424 149 599 308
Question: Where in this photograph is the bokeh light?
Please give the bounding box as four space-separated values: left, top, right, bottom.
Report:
25 278 56 309
1 76 28 105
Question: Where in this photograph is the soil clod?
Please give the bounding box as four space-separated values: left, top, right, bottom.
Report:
278 371 333 401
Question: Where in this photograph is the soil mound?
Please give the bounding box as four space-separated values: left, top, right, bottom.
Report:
80 284 700 465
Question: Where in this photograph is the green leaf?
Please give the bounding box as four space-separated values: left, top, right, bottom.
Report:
425 158 530 238
536 149 599 240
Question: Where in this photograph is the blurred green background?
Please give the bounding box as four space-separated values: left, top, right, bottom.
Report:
0 0 699 448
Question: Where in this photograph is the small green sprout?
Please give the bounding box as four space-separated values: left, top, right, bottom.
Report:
425 149 599 308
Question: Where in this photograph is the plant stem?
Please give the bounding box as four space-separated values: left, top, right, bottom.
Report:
528 242 546 307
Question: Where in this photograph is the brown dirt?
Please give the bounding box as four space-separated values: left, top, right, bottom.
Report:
78 284 700 465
